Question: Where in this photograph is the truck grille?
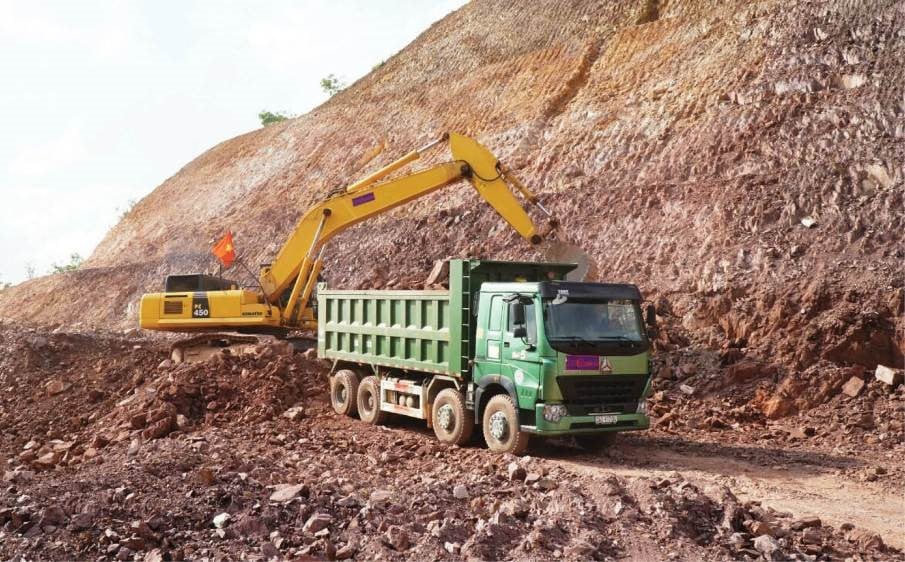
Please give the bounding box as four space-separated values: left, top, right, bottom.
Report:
556 374 648 414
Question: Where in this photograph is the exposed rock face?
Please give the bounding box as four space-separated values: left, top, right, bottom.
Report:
0 0 902 372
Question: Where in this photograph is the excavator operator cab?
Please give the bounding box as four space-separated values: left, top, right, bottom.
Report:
164 274 238 292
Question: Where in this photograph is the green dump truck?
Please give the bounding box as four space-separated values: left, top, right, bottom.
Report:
318 259 653 454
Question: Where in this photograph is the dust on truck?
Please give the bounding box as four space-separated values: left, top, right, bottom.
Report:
320 259 653 454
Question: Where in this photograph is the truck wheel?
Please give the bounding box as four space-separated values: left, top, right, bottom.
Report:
432 388 474 446
482 394 529 455
330 369 359 417
357 376 387 425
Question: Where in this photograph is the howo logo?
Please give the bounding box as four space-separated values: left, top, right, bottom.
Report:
599 357 613 373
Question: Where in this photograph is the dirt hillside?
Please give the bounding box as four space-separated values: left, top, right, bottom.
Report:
1 1 903 373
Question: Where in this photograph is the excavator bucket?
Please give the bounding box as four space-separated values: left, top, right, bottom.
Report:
449 133 541 244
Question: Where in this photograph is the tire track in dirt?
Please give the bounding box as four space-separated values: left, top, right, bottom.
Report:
543 441 905 549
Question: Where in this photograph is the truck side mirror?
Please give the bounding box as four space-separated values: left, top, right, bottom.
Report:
512 302 526 326
513 325 527 339
645 303 657 327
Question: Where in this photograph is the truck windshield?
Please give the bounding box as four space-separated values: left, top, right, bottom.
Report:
543 297 648 355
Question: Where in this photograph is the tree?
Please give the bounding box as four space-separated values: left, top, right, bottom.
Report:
50 253 84 274
320 74 346 97
0 276 10 290
25 263 36 280
258 110 294 127
117 198 137 221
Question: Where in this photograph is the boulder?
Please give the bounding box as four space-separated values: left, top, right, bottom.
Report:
841 376 865 397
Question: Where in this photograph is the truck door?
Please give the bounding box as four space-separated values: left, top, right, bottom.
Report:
503 299 541 408
473 294 505 379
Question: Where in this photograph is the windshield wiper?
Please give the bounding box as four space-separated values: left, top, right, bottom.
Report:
554 335 593 346
596 335 639 347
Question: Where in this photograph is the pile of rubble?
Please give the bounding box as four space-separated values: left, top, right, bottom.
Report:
0 323 900 560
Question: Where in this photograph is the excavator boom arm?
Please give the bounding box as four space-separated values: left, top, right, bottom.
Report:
259 132 545 326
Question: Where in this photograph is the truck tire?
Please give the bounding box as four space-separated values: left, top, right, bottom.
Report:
357 376 387 425
482 394 529 455
432 388 474 446
330 369 359 417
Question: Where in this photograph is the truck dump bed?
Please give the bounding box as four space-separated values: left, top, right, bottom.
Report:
317 260 576 379
317 289 456 375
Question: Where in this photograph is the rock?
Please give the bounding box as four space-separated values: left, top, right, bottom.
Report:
500 499 529 518
282 406 305 421
444 541 461 554
34 451 61 468
748 521 775 537
788 427 815 440
534 477 557 491
120 536 146 551
679 363 697 377
847 528 884 550
763 395 795 419
336 494 359 507
452 484 469 499
679 383 695 395
424 259 450 287
369 489 392 504
260 542 280 560
232 515 269 538
507 462 526 482
384 525 410 551
564 539 596 558
790 517 821 531
854 413 875 430
834 73 866 89
270 483 307 502
131 520 158 542
302 512 332 534
142 415 174 440
197 467 216 486
157 359 173 370
335 544 357 559
875 365 903 387
144 549 164 562
69 512 94 531
127 439 141 457
212 513 231 529
841 376 865 397
800 216 817 228
727 361 775 384
753 534 781 556
39 506 67 527
45 379 70 396
801 527 822 545
116 547 134 561
524 472 542 485
130 412 147 430
727 532 747 550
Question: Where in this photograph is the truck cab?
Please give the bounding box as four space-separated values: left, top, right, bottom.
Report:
472 280 651 448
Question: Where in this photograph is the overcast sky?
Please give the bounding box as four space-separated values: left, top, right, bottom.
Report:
0 0 465 284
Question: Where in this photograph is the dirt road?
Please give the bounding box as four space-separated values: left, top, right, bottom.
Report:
537 435 905 550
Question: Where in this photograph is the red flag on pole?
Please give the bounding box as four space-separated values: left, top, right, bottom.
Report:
212 232 236 268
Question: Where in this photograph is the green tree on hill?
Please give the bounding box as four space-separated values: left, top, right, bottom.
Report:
50 253 84 274
258 110 294 127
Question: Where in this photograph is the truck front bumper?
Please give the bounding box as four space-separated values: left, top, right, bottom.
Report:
520 405 650 436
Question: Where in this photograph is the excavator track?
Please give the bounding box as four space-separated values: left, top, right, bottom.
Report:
169 333 316 364
170 333 262 364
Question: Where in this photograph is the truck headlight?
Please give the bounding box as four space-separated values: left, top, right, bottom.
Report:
543 404 569 423
636 400 648 415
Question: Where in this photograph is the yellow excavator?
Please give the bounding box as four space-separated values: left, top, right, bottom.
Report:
139 132 554 357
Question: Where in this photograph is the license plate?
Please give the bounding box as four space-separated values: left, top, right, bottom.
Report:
594 414 618 425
